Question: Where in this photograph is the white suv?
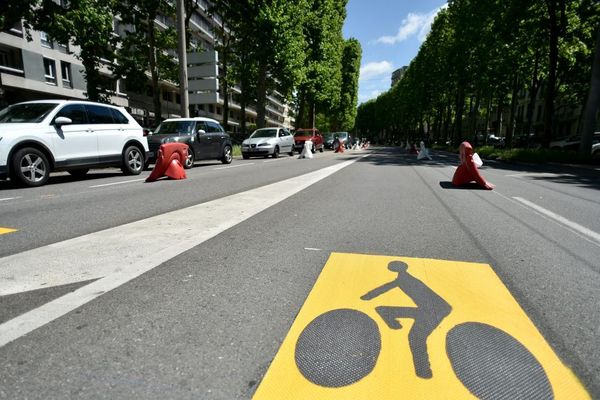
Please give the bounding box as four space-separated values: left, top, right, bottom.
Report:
0 100 149 187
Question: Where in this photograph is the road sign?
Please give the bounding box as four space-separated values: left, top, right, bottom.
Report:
253 253 589 399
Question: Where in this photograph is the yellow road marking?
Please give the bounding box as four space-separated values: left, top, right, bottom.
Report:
0 227 17 235
253 252 589 399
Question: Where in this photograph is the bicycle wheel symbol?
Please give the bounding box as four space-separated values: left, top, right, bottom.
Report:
294 261 554 399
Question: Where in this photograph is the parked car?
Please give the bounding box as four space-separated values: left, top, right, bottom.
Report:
323 132 335 149
147 117 232 168
0 100 148 187
592 142 600 158
332 131 352 150
550 132 600 151
293 128 324 153
241 127 294 159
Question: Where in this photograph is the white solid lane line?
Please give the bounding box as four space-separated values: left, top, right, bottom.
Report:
214 163 254 170
513 196 600 245
89 179 146 188
0 159 359 347
0 197 22 202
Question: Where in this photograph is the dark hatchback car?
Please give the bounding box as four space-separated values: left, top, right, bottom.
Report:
147 117 233 168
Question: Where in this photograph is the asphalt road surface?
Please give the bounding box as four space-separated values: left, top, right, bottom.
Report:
0 147 598 399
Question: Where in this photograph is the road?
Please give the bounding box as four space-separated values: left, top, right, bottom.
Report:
0 147 599 399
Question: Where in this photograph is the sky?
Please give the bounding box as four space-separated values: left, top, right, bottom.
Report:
343 0 448 105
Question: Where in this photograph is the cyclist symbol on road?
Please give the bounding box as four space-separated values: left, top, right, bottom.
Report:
361 261 452 379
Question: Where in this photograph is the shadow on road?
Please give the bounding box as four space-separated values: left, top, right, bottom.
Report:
360 146 600 192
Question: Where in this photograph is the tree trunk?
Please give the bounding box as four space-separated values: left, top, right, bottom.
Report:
148 17 162 123
484 94 492 145
525 51 541 138
82 53 100 102
308 100 315 129
506 74 519 148
453 86 465 146
579 28 600 155
543 0 559 148
443 101 452 145
296 92 306 130
221 58 229 130
470 91 481 144
255 60 268 128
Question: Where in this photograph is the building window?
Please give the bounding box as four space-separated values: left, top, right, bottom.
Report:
61 61 72 88
58 41 69 53
8 21 24 37
175 94 181 104
43 58 57 85
162 90 171 102
40 32 53 48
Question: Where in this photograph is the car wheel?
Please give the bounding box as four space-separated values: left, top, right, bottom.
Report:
221 145 233 164
288 147 294 156
121 145 144 175
319 145 324 153
68 169 89 178
273 146 280 158
312 145 316 153
184 146 195 169
11 147 50 187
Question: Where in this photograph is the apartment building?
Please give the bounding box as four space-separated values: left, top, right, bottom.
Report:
0 1 294 132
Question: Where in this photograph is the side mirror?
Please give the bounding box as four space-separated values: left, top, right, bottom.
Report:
197 129 206 135
54 116 72 126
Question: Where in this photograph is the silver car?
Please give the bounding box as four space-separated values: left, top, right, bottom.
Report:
241 127 294 159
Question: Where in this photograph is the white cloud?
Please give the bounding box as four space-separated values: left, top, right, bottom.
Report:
360 61 394 81
359 90 383 103
375 4 447 45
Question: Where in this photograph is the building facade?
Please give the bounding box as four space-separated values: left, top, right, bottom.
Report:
0 1 295 133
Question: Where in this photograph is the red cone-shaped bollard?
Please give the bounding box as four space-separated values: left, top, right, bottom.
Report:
146 143 188 182
452 141 494 190
165 158 186 179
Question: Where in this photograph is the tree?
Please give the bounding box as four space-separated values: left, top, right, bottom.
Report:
33 0 117 102
113 0 178 123
296 0 346 129
331 38 361 131
579 27 600 155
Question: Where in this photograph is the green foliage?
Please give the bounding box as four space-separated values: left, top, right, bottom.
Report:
475 146 594 164
33 0 116 102
354 0 600 157
331 38 361 131
113 0 177 120
296 0 347 128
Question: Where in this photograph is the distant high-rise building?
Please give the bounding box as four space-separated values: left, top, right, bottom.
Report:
391 66 408 87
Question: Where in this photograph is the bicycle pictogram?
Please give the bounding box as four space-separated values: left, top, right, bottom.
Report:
295 260 554 399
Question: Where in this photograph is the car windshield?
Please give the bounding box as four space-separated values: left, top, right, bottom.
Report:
0 103 57 123
251 129 277 138
154 121 194 135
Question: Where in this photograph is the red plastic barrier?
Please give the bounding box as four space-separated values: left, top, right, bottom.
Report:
334 140 345 153
146 143 188 182
451 141 494 190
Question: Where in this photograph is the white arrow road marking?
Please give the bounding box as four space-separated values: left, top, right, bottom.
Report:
0 159 358 347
